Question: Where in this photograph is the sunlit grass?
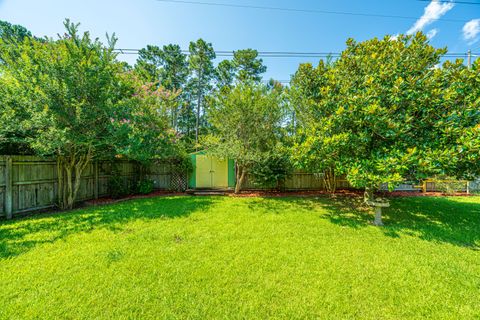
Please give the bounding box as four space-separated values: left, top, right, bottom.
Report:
0 195 479 319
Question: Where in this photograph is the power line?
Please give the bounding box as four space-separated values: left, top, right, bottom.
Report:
115 48 341 57
154 0 469 23
114 48 479 58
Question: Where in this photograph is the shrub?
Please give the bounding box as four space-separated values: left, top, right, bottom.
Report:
137 179 155 194
249 153 292 190
107 163 132 199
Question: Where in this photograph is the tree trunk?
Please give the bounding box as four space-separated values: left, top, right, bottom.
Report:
57 150 92 210
323 167 336 193
235 165 246 194
195 71 203 148
195 95 200 146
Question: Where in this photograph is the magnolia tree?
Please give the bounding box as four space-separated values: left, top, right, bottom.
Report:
205 82 285 193
0 20 178 209
291 33 480 225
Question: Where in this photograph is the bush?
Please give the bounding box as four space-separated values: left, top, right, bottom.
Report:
137 179 154 194
249 153 292 190
107 163 134 199
107 175 131 199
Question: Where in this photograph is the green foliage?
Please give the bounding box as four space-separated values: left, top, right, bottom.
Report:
0 196 479 318
0 20 33 43
107 164 132 199
136 179 155 195
108 74 180 164
170 154 194 173
215 59 235 90
0 20 179 208
206 82 285 192
188 38 216 145
291 33 480 196
134 44 189 131
249 152 292 189
232 49 267 83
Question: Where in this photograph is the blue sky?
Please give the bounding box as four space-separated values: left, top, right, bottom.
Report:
0 0 479 80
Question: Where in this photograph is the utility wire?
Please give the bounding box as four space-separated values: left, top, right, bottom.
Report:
154 0 469 23
114 48 479 58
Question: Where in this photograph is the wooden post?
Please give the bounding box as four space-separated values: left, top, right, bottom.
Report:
5 156 13 219
94 160 99 199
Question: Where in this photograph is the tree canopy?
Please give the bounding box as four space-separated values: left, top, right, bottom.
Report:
290 33 480 223
0 20 180 209
205 82 285 193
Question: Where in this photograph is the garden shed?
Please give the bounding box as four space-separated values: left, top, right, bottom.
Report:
188 151 236 190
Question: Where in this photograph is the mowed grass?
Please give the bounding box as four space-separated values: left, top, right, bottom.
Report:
0 195 479 319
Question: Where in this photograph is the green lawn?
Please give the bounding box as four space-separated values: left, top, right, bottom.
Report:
0 195 479 319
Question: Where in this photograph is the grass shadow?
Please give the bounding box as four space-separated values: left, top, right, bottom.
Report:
0 196 215 260
321 195 480 249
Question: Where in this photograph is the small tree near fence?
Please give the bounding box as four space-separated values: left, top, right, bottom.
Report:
205 82 285 193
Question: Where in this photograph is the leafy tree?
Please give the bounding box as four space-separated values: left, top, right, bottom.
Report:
134 44 188 130
188 39 216 146
110 73 181 163
0 20 177 209
428 58 480 180
215 59 235 90
289 60 342 192
292 33 480 225
0 73 35 154
134 45 163 83
206 83 284 193
232 49 267 83
0 20 33 43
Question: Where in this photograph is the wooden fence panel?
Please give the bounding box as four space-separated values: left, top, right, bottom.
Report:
0 156 176 218
285 173 325 190
11 157 57 214
147 162 173 190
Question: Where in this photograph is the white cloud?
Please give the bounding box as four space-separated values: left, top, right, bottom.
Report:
463 19 480 44
426 28 438 40
407 1 455 35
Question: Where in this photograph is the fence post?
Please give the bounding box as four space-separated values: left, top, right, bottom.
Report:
94 160 99 199
5 156 13 219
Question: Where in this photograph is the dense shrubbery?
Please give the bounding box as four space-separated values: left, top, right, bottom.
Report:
249 153 292 190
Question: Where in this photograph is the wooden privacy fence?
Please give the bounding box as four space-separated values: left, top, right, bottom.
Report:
242 172 351 191
1 155 478 218
0 156 176 219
